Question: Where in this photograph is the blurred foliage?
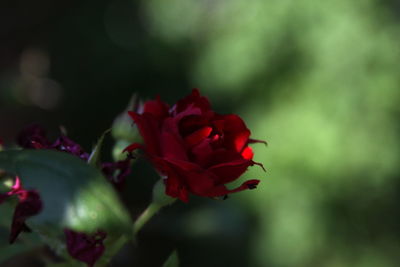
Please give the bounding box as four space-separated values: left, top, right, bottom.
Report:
1 0 400 266
0 150 132 265
143 0 400 266
0 150 131 234
0 202 42 264
162 250 179 267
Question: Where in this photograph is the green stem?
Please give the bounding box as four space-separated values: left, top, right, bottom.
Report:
97 235 128 266
133 203 161 236
107 235 128 257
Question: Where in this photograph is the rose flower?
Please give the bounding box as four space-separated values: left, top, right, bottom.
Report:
126 89 265 202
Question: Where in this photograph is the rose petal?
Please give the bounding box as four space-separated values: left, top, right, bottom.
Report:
162 157 202 172
123 142 142 153
175 88 211 114
234 130 251 152
160 131 188 161
162 158 253 199
166 105 202 136
161 158 219 198
190 138 213 167
178 115 209 137
184 126 212 147
209 149 243 166
128 112 162 155
241 146 254 160
213 114 251 152
208 159 254 185
164 170 189 203
157 108 203 160
143 96 169 119
166 164 217 197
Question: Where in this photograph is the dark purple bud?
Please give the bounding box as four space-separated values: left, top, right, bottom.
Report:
101 159 131 190
64 229 107 267
17 124 51 149
9 190 42 243
52 136 89 161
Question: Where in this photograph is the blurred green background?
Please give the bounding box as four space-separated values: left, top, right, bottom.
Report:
1 0 400 266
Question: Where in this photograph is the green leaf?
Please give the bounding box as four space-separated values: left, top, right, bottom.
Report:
0 199 14 228
0 239 40 264
0 224 42 264
0 150 132 236
163 250 179 267
88 129 111 167
0 200 43 264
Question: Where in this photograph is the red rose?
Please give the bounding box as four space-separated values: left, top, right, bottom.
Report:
126 89 265 202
